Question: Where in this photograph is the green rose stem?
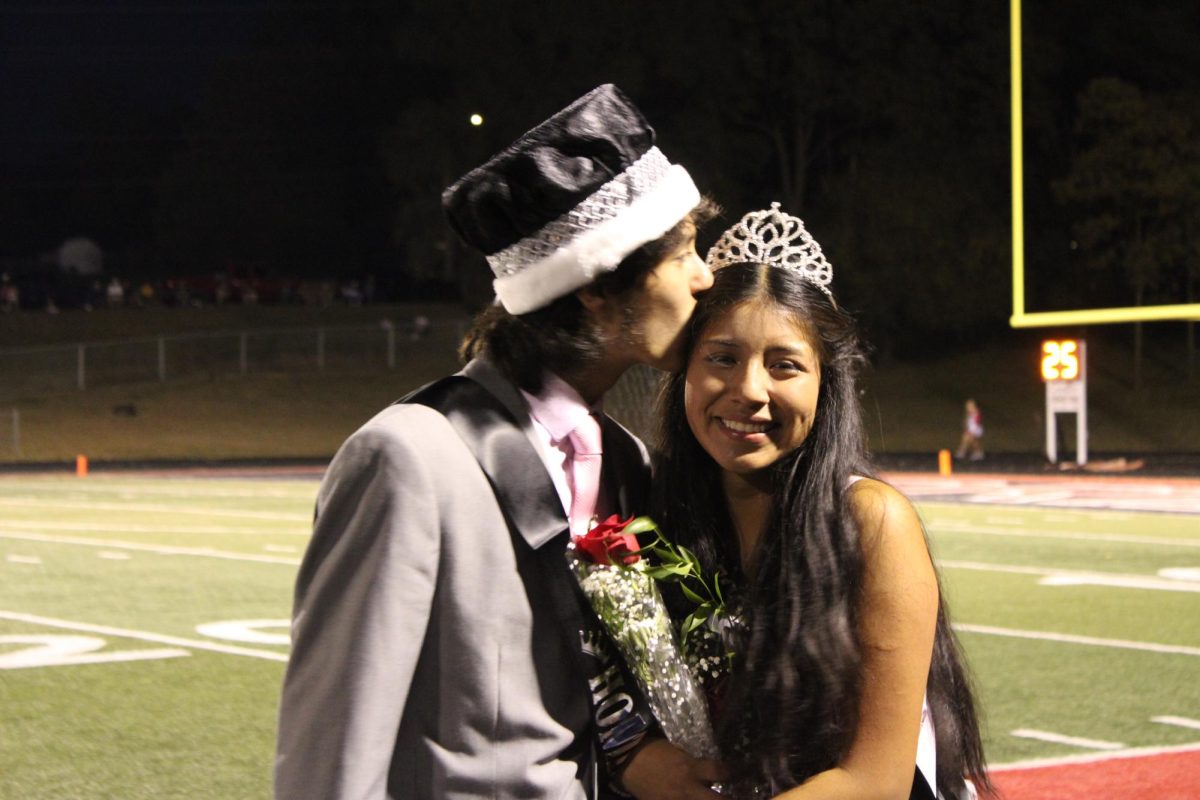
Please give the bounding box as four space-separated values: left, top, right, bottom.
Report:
626 516 726 651
566 516 720 761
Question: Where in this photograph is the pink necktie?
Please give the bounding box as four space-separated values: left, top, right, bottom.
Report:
567 414 603 534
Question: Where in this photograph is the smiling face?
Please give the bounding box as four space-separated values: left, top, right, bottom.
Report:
684 299 822 480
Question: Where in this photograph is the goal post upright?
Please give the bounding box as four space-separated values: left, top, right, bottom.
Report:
1008 0 1200 329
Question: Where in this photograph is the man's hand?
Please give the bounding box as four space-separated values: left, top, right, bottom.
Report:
619 738 728 800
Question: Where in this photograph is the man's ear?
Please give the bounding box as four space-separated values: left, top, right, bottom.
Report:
575 284 623 338
574 285 608 317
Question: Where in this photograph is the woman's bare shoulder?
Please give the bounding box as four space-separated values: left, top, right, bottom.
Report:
847 477 926 558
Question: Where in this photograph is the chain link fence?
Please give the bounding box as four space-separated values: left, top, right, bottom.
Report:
604 364 669 446
0 321 444 402
0 321 671 453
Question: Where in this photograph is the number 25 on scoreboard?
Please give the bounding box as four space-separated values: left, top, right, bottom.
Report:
1041 339 1080 381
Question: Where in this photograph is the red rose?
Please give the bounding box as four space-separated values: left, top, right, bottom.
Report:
572 514 640 566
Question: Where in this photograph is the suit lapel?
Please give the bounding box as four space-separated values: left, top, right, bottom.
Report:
403 371 601 791
404 366 658 797
404 365 567 550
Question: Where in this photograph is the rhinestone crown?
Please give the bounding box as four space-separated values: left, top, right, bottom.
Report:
705 202 833 295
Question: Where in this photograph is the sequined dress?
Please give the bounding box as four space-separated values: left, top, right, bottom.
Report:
680 603 941 799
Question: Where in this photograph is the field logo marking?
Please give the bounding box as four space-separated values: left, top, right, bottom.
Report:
0 634 189 669
196 619 290 646
0 611 289 662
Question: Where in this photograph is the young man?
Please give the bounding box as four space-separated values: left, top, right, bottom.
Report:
274 85 724 799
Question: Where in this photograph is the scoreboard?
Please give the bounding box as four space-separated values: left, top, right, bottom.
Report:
1041 339 1087 464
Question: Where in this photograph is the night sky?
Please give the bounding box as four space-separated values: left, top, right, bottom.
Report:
2 2 257 160
2 1 1197 348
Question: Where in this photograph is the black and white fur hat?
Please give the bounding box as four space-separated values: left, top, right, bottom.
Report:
442 84 700 315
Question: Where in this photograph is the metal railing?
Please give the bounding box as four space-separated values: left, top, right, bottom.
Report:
0 321 449 401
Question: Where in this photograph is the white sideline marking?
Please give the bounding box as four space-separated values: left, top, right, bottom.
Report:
941 559 1200 593
0 521 310 536
954 623 1200 658
97 551 131 560
6 555 42 564
1152 716 1200 731
264 545 297 553
993 740 1200 771
0 611 289 662
0 481 314 499
1039 574 1200 593
1160 567 1200 582
926 521 1200 549
1011 728 1125 750
975 492 1075 506
0 497 309 522
0 531 300 566
942 559 1200 593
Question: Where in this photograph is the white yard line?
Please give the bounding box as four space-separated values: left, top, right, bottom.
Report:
1151 716 1200 731
926 521 1200 549
0 520 311 536
993 740 1200 771
1010 729 1125 750
939 560 1200 592
0 531 301 565
953 623 1200 657
1039 573 1200 593
0 496 309 521
0 610 289 662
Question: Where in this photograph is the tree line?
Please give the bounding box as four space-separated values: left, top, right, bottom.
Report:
5 0 1198 357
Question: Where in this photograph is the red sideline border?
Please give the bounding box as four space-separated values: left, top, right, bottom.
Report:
990 742 1200 800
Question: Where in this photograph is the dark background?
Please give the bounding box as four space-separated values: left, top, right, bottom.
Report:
2 0 1198 356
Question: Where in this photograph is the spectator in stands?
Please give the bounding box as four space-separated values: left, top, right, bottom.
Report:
1 274 18 312
106 277 125 308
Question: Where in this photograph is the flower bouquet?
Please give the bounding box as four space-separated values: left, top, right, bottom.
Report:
566 514 722 760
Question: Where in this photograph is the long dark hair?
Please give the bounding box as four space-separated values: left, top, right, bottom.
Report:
653 263 990 797
459 197 720 393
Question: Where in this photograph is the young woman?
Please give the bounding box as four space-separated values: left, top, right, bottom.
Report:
653 205 990 799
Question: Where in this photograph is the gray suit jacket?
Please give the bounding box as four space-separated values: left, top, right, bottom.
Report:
275 360 652 799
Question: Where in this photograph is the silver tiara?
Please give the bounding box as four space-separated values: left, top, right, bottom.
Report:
705 202 833 295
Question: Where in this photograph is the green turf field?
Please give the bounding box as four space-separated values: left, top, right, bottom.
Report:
1 475 1198 797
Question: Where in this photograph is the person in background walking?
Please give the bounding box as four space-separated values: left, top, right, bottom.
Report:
956 398 984 461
